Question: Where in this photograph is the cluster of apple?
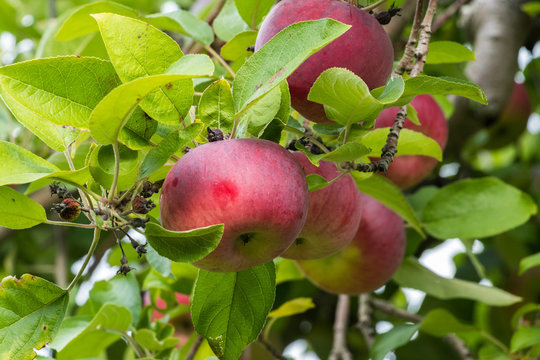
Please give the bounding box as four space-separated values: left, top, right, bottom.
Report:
160 0 449 294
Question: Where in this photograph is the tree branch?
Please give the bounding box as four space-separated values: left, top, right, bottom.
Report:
357 294 375 348
370 298 473 360
329 295 353 360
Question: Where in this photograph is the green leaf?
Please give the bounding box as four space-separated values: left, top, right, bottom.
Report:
422 177 538 239
519 253 540 275
233 19 351 112
0 140 59 185
420 309 477 337
213 0 249 42
400 75 488 105
363 128 443 160
308 67 383 126
353 173 424 236
93 13 194 125
55 1 138 41
320 142 371 163
145 9 214 45
268 298 315 319
135 328 179 352
0 274 69 360
50 304 131 360
373 77 405 104
426 41 475 64
89 74 211 145
24 168 92 195
192 262 276 360
406 102 420 125
221 30 257 61
234 0 274 27
139 131 182 179
236 86 282 137
371 324 420 360
166 54 215 76
306 174 330 192
0 186 47 229
88 144 140 190
197 79 235 133
0 56 119 130
145 222 224 263
511 303 540 328
88 273 141 326
119 107 158 149
511 325 540 353
521 2 540 16
146 243 172 277
393 257 522 306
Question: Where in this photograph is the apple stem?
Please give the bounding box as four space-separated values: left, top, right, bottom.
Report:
328 295 353 360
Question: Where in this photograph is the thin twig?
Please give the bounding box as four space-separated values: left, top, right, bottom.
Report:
205 45 236 78
108 141 121 204
432 0 470 33
45 220 96 229
357 294 375 349
347 0 438 174
186 335 204 360
258 338 287 360
370 298 473 360
284 125 331 154
362 0 388 12
66 228 101 292
329 295 353 360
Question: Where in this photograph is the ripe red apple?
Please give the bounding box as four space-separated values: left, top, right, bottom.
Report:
144 292 190 322
281 152 362 259
160 139 309 272
373 94 448 189
255 0 394 123
485 82 532 149
296 194 405 294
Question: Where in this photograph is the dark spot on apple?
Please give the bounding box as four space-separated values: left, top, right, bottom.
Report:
212 180 238 202
295 238 306 245
239 232 255 245
172 178 179 187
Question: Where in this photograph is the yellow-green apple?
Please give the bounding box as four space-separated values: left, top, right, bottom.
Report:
160 139 309 272
374 94 448 189
281 152 362 259
296 194 405 294
255 0 394 123
485 82 532 149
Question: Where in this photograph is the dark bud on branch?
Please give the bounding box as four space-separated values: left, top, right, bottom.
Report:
207 127 225 142
130 217 149 228
53 198 82 221
117 254 134 276
49 182 76 200
375 3 401 25
140 181 163 198
132 196 155 214
246 45 255 52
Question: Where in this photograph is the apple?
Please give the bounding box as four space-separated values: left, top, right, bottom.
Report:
255 0 394 123
373 94 448 189
281 152 362 260
485 82 532 149
145 292 190 322
296 194 405 294
160 139 309 272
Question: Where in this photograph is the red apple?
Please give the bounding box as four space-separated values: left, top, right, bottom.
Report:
255 0 394 123
281 152 362 259
160 139 309 272
485 82 532 149
373 94 448 189
145 292 190 322
296 194 405 294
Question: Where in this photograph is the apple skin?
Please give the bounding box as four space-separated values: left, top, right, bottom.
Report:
485 83 532 149
160 139 309 272
373 94 448 189
281 152 362 260
296 194 405 294
255 0 394 123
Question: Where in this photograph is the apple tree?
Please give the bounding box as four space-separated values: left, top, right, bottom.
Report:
0 0 539 359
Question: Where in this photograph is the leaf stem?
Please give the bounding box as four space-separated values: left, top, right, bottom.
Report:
205 45 235 78
66 227 101 292
186 334 204 360
108 141 121 204
45 220 97 229
284 125 332 154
